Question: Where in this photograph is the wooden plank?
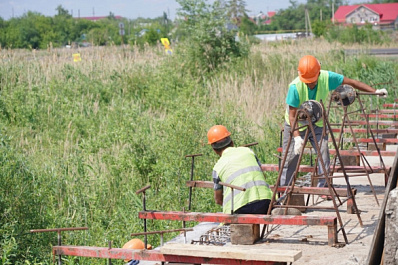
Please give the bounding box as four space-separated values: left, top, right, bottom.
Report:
161 243 302 263
366 150 398 265
52 246 280 265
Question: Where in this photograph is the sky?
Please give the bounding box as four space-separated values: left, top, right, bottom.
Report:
0 0 358 21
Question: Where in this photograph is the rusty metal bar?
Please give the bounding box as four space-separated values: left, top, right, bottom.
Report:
52 246 282 265
136 185 151 248
135 185 151 195
31 227 88 265
131 228 194 236
218 182 246 191
185 153 202 210
30 227 89 233
241 142 258 147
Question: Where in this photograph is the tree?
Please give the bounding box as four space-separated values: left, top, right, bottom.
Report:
55 5 71 17
227 0 248 25
175 0 249 76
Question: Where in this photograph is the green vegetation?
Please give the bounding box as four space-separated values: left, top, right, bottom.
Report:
0 0 397 264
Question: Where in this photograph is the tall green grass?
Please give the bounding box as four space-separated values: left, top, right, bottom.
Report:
0 40 397 264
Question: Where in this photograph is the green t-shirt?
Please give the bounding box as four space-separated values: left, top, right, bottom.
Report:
286 71 344 108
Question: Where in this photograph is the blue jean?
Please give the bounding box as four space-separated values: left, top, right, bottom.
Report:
280 122 329 187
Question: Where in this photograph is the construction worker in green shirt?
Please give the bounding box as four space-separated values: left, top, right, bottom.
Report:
207 125 272 214
281 55 388 191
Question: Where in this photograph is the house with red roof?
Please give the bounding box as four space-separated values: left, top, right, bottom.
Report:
334 3 398 30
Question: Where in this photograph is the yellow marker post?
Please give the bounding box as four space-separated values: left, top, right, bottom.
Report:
73 53 82 62
160 38 172 55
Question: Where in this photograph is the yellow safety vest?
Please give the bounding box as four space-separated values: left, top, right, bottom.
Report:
213 147 272 214
285 70 329 130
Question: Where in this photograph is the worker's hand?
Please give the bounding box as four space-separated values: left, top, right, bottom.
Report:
375 88 388 98
294 136 304 155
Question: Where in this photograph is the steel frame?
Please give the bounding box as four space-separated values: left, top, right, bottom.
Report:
138 211 338 246
327 91 388 206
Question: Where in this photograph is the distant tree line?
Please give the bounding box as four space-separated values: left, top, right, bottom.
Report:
0 5 172 49
0 0 396 49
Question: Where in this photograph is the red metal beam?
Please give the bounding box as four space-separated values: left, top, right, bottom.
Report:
276 147 395 156
260 164 388 173
330 128 398 133
185 181 357 197
139 211 338 246
337 138 398 143
383 104 398 108
360 114 398 119
52 246 281 265
340 120 398 126
139 211 336 226
371 109 398 114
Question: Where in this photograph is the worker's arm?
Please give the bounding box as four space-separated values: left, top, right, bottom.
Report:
214 189 223 205
342 77 376 93
288 106 300 138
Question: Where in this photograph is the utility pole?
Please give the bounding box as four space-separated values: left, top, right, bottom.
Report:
332 0 335 24
304 8 308 37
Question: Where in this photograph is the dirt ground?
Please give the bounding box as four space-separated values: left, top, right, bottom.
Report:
141 144 397 265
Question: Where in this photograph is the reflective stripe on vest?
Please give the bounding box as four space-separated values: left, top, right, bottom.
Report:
223 180 269 206
285 70 329 130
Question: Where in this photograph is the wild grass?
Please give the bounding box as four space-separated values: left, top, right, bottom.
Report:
0 39 397 264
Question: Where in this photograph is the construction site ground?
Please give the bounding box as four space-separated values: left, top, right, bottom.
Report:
140 144 397 265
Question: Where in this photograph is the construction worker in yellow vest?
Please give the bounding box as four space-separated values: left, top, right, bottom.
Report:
281 55 388 191
207 125 272 214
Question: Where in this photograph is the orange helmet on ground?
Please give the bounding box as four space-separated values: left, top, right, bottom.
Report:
207 125 231 144
297 55 321 83
122 238 152 262
122 238 152 250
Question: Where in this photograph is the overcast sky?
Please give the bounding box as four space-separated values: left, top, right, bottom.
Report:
0 0 358 21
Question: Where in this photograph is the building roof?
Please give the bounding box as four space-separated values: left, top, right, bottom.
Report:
267 11 276 18
77 15 123 21
334 3 398 23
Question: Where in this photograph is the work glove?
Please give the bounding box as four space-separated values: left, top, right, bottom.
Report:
294 136 304 155
375 88 388 98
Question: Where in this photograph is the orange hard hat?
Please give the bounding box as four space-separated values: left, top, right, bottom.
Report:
122 238 152 262
297 55 321 83
207 125 231 144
